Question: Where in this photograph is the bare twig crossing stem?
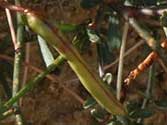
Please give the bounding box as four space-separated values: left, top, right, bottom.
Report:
104 40 145 70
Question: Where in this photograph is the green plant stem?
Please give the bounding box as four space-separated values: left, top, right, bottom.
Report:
116 22 129 100
25 12 126 115
137 65 154 123
0 56 65 116
11 0 25 124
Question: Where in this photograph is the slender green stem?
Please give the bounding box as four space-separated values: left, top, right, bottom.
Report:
11 0 25 124
0 56 65 115
12 16 24 99
116 22 129 100
137 65 154 123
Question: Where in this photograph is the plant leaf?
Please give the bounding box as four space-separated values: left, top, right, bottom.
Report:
37 35 54 67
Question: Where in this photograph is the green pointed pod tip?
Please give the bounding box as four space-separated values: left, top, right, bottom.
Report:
26 12 127 115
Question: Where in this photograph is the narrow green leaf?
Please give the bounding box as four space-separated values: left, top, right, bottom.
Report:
37 35 54 67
